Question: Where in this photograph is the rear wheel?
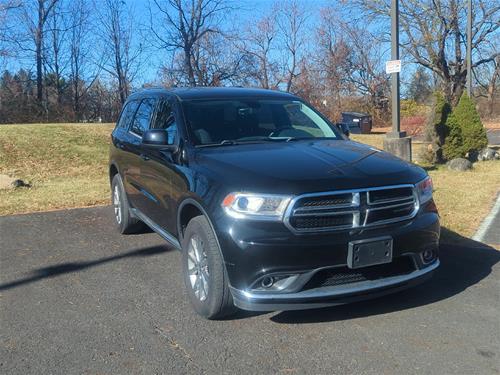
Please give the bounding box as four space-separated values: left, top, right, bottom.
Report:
111 174 144 234
182 216 236 319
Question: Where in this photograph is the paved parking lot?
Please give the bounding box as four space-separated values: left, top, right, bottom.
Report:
1 207 499 374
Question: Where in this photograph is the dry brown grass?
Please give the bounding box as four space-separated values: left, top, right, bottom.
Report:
0 123 114 215
1 125 499 241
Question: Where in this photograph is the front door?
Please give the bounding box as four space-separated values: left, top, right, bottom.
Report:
137 98 182 235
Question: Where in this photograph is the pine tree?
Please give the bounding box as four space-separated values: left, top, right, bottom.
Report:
443 93 488 160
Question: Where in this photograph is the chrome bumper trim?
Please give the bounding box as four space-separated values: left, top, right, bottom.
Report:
230 260 439 311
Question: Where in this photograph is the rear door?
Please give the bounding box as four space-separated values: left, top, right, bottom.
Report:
110 100 140 177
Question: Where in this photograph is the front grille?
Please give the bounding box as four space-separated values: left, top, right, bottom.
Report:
303 256 416 290
285 185 418 233
291 214 353 230
299 193 353 208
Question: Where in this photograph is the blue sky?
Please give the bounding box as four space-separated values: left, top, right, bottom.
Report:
4 0 397 87
129 0 345 84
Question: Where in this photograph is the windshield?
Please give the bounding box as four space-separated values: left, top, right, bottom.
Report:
181 99 340 146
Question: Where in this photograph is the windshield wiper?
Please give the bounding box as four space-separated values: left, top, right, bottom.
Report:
197 139 238 148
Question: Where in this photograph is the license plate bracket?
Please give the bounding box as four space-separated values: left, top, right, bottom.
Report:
348 237 393 269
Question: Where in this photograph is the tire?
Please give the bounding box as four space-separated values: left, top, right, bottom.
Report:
181 216 237 319
111 174 144 234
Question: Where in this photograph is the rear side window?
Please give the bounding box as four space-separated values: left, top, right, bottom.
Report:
130 98 156 136
116 101 139 129
153 100 177 144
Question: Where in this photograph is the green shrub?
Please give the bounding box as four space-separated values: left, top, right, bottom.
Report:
424 91 451 163
442 113 464 160
443 93 488 160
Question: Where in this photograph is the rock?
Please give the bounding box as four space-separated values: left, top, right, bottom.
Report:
477 147 500 161
447 158 473 171
12 179 31 188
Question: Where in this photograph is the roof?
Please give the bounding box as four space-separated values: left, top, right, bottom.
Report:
128 86 298 101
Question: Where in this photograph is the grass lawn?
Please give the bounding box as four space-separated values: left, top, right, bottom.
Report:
1 124 499 242
0 123 114 215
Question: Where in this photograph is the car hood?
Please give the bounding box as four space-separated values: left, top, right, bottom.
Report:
194 140 426 194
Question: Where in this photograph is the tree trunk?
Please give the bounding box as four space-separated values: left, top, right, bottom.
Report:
184 47 196 86
36 2 43 102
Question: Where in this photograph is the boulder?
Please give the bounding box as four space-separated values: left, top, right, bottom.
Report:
447 158 473 171
12 179 31 188
477 147 500 161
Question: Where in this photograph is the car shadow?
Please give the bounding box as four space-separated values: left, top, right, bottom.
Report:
269 228 499 324
0 244 172 291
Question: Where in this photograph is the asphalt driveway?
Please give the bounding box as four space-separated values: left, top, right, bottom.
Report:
1 207 499 375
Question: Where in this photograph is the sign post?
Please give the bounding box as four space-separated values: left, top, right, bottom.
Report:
383 0 412 161
466 0 472 96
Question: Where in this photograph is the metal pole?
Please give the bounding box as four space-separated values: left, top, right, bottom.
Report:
466 0 472 96
390 0 403 137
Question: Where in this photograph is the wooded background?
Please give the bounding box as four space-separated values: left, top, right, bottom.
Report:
0 0 498 125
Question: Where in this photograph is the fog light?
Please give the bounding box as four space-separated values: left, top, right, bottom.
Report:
422 249 436 263
261 276 274 288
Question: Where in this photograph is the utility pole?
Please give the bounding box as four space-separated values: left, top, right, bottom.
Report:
390 0 402 137
384 0 411 161
466 0 472 96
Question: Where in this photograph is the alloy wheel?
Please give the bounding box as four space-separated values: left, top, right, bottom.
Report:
113 185 122 224
187 235 209 301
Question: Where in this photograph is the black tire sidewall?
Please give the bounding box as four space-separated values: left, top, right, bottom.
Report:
111 174 133 234
181 216 232 319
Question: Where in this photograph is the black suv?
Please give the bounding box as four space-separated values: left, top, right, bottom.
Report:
109 87 440 319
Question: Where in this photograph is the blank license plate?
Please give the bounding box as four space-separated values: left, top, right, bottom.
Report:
347 237 393 269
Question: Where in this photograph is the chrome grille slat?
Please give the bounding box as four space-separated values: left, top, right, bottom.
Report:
367 196 414 206
284 185 418 234
292 209 359 218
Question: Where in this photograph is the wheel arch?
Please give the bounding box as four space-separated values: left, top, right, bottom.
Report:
109 162 119 185
178 198 214 240
177 199 226 257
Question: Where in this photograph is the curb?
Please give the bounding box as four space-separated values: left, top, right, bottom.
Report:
472 193 500 242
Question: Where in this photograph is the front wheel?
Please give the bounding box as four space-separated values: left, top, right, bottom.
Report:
182 216 237 319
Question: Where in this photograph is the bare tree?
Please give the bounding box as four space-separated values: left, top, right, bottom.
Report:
275 0 309 92
151 0 230 86
30 0 59 102
239 13 281 89
312 6 351 119
0 1 22 61
98 0 143 104
45 0 71 107
69 0 99 120
474 55 500 117
190 32 248 86
355 0 500 104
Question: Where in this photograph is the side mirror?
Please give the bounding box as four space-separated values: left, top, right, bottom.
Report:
142 129 168 145
336 123 350 138
142 129 179 152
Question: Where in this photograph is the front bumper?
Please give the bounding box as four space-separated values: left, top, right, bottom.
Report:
230 259 439 311
212 208 440 311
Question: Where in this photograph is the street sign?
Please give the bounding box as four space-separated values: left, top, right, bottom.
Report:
386 60 402 74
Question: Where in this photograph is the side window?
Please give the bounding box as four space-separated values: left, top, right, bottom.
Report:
130 98 156 136
116 100 139 129
153 99 178 145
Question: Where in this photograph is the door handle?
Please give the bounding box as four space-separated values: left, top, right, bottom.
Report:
140 154 150 161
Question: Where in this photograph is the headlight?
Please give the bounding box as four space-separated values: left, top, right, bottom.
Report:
416 176 433 204
221 193 292 220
